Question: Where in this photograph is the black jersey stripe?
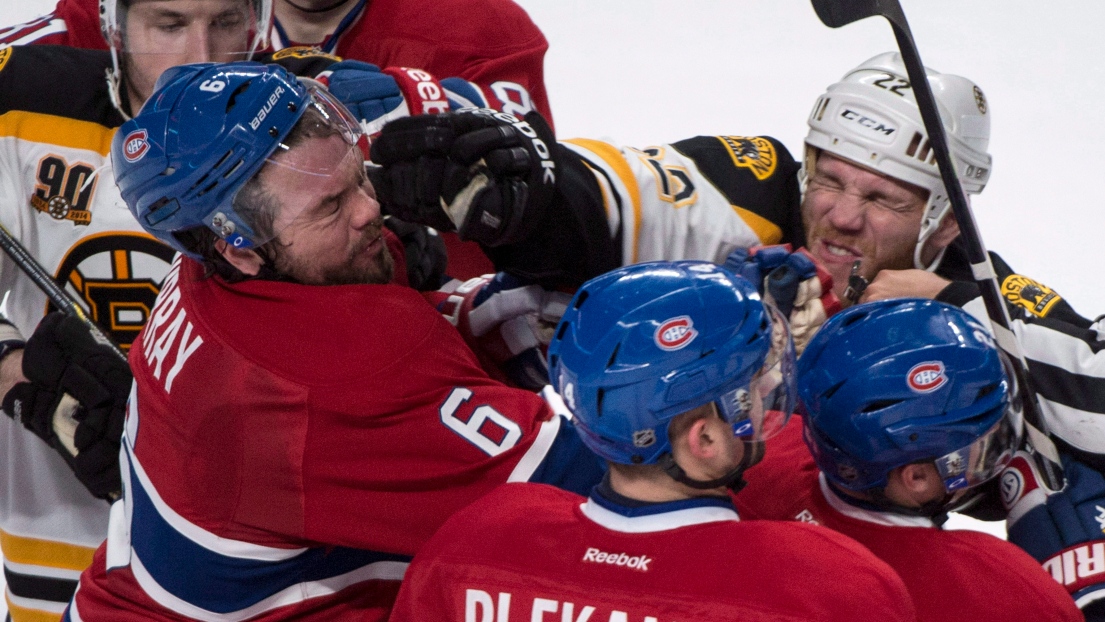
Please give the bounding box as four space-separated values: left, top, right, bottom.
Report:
4 565 78 604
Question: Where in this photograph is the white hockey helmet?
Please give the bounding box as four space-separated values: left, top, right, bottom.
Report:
99 0 273 117
801 52 992 270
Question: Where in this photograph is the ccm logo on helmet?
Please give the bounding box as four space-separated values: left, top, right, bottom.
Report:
839 108 897 144
907 361 946 393
655 316 697 351
122 129 149 163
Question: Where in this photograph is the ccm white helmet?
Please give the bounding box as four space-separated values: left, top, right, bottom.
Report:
99 0 273 117
802 52 992 270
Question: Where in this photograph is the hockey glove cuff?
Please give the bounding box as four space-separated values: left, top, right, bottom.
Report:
724 245 841 355
1003 449 1105 611
2 313 130 501
425 273 569 390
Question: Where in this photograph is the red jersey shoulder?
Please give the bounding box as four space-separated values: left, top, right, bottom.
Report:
10 0 108 49
734 416 820 521
180 258 469 385
355 0 546 51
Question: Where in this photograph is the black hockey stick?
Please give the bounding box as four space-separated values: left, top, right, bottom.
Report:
810 0 1064 489
0 222 127 363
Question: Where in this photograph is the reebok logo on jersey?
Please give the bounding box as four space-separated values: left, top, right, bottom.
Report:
582 547 651 571
655 316 696 351
907 361 946 393
122 129 149 163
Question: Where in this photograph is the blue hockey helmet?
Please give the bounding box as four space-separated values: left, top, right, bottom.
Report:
799 299 1023 497
547 261 797 466
111 61 364 259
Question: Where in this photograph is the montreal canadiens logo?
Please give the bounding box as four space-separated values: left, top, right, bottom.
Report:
122 129 149 163
655 316 697 351
907 361 947 393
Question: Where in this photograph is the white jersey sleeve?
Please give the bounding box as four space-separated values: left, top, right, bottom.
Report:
561 134 803 266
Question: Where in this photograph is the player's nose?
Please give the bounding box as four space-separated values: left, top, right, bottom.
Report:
350 191 382 230
825 192 866 232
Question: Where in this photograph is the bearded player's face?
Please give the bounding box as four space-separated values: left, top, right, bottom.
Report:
261 134 394 286
123 0 256 107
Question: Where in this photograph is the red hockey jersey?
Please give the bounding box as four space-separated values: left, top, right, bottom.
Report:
391 481 916 622
2 0 551 122
735 417 1083 622
66 257 603 621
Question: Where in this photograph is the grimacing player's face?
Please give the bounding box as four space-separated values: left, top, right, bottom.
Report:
260 134 393 286
800 153 930 300
123 0 255 107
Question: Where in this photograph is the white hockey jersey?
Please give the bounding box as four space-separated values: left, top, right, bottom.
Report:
0 45 175 622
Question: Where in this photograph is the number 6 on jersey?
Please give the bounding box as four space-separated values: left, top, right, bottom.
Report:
439 387 523 456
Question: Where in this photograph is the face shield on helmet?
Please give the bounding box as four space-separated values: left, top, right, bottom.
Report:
801 52 992 271
204 79 368 250
716 302 797 444
934 350 1024 501
101 0 273 116
114 62 370 260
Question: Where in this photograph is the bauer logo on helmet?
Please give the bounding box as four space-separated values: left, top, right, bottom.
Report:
907 361 947 393
123 129 149 163
655 316 697 351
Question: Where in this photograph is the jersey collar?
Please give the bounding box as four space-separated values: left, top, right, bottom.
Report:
580 479 739 534
818 473 936 528
271 0 368 52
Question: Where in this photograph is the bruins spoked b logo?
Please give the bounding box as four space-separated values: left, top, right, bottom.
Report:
51 233 176 350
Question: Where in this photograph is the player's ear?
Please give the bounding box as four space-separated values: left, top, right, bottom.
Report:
926 212 961 253
893 462 943 504
215 240 264 276
683 412 724 460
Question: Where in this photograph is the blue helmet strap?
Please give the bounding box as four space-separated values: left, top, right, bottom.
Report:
658 439 764 494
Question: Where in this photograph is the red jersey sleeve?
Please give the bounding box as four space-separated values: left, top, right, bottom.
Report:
0 0 107 48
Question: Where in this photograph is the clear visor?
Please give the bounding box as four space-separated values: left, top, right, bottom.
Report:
933 351 1024 494
225 82 371 249
714 303 798 442
934 413 1021 494
116 0 264 57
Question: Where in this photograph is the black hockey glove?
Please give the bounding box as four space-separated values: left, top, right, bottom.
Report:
2 313 130 501
383 216 448 291
370 107 559 247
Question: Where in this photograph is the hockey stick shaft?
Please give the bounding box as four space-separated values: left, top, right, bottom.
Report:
810 0 1064 488
0 222 128 363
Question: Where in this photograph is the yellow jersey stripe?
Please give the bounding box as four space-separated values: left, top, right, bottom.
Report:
563 138 643 263
0 111 115 156
0 529 97 572
731 204 782 245
6 594 64 622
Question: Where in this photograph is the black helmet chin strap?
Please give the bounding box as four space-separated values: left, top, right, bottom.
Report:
659 440 765 494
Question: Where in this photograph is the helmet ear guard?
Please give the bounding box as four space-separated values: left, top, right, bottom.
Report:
801 52 992 271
